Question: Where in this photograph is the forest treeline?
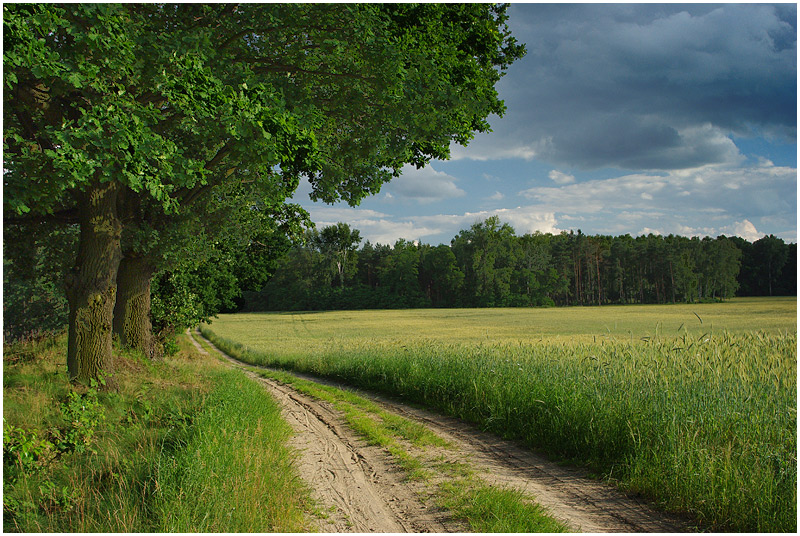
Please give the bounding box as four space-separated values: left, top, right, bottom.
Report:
248 217 797 311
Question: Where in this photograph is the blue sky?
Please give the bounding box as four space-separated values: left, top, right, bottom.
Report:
292 3 797 246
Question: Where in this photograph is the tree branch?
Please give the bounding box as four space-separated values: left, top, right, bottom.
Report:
179 166 238 208
204 142 233 171
173 143 237 206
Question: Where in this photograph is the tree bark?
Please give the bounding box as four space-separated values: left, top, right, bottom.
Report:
113 254 156 358
65 180 122 383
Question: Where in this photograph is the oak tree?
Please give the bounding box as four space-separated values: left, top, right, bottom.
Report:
4 3 524 381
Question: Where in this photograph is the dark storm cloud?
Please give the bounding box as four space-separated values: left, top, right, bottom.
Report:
468 3 797 170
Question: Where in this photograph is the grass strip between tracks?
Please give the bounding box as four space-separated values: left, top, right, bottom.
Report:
194 331 570 533
248 366 569 533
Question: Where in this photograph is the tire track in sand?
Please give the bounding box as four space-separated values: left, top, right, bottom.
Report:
189 330 460 532
190 330 695 533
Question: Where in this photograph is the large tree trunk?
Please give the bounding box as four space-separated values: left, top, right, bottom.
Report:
113 254 156 358
65 181 122 383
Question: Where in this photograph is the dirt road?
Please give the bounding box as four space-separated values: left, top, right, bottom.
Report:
191 330 694 533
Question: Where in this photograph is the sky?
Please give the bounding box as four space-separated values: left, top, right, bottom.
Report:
291 3 797 246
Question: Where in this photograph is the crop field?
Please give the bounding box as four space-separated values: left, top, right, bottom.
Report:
201 297 797 532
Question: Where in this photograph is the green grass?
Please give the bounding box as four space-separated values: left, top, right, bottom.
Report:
201 297 797 532
3 332 314 532
439 480 568 533
239 363 568 532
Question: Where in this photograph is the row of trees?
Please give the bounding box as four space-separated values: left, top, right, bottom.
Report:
3 4 525 381
249 218 796 311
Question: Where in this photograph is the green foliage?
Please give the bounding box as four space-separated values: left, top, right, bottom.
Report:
419 244 465 307
53 386 106 454
2 384 105 486
735 235 796 297
452 216 519 306
312 223 362 288
3 223 77 341
148 197 308 337
3 423 56 483
3 332 313 532
150 272 204 339
5 4 198 215
4 0 522 228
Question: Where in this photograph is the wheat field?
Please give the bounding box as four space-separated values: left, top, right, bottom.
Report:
203 297 797 531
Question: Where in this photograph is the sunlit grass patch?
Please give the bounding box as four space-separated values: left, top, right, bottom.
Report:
439 479 570 533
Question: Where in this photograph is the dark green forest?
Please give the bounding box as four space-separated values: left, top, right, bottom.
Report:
4 215 795 341
247 217 797 311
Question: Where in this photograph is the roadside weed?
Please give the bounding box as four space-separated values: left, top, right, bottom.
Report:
3 333 313 533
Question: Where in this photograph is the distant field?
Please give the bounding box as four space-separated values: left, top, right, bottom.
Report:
210 297 796 356
203 297 797 532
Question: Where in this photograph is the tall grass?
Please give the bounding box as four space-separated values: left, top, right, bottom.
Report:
151 369 310 532
3 333 313 532
202 303 797 532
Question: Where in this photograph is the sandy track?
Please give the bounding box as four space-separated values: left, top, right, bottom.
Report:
191 330 695 533
373 400 693 533
190 330 460 532
258 377 465 532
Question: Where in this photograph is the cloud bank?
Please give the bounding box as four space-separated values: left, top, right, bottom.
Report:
306 159 795 245
455 3 796 170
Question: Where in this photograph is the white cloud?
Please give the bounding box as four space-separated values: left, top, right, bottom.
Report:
304 204 563 245
308 205 442 245
490 207 562 235
521 162 796 218
724 219 762 242
309 206 390 223
385 164 466 203
450 141 539 161
548 170 575 184
662 219 765 241
519 172 669 212
422 207 563 236
639 227 663 236
487 191 505 201
512 160 796 240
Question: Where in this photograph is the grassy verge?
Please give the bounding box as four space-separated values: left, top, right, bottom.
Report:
236 362 569 532
2 331 314 532
201 315 797 532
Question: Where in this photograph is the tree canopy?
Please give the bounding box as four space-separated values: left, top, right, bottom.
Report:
3 3 525 381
